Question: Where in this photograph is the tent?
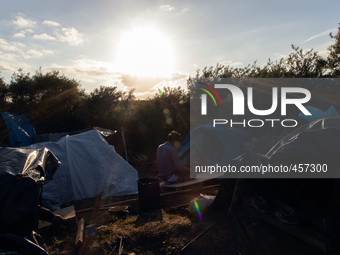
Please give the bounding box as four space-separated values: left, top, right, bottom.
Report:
23 129 138 209
298 105 339 123
213 117 340 253
267 117 340 172
0 112 37 147
179 125 252 169
0 147 59 254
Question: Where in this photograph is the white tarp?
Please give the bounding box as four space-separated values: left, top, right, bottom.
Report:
24 130 138 208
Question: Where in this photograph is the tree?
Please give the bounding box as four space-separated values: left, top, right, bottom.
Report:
127 86 190 159
8 69 35 111
8 69 84 133
83 85 136 130
0 74 9 110
327 25 340 77
195 45 327 79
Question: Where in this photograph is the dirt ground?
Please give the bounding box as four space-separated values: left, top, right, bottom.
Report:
38 164 328 254
40 181 328 255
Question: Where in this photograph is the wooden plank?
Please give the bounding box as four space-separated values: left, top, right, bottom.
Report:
76 184 220 214
38 205 76 229
160 173 223 190
75 218 84 247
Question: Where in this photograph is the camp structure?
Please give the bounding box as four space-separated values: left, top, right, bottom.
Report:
0 112 37 147
179 124 252 175
0 147 59 254
214 117 340 253
22 129 138 210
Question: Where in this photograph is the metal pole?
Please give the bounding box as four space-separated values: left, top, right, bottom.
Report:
121 127 128 162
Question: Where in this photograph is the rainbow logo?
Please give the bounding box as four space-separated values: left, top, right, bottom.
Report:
198 82 222 106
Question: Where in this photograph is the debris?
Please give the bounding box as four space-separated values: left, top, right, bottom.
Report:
118 237 124 255
38 205 77 229
75 218 84 247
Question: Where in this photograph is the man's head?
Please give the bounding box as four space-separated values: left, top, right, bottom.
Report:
168 131 181 148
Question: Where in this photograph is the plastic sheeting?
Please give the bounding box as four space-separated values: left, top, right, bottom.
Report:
23 130 138 209
179 125 252 167
298 105 339 122
266 117 340 160
0 112 37 147
0 148 59 235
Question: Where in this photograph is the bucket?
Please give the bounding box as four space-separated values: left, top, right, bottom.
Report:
137 177 161 213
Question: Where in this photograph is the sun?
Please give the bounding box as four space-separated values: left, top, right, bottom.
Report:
116 27 174 77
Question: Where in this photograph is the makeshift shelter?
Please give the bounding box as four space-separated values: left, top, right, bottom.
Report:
0 112 37 147
23 129 138 209
271 118 340 176
298 105 339 123
214 117 340 253
178 125 252 168
0 147 59 254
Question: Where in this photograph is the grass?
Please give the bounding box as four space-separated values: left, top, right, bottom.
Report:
47 209 195 255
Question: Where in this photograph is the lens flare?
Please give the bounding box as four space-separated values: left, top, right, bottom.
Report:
166 117 172 125
193 198 203 221
163 108 170 116
174 140 180 148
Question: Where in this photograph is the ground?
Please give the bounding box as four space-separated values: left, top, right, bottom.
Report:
40 181 328 255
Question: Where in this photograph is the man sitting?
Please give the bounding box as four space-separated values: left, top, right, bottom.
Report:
156 131 189 183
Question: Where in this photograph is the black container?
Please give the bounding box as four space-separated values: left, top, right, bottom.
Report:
137 177 161 213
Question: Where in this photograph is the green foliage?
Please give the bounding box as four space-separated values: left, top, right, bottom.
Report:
0 74 9 110
6 69 84 133
196 44 328 79
126 86 190 159
327 25 340 77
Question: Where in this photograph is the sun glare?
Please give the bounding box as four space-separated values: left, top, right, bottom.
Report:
116 27 174 77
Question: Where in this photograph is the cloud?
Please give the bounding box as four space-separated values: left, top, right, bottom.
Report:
42 49 54 55
24 49 44 58
0 62 16 72
0 38 24 52
0 36 53 61
159 5 175 11
56 27 83 45
31 24 83 45
218 61 243 67
175 8 189 16
43 20 61 27
134 91 155 99
121 75 165 89
33 33 56 41
0 50 31 73
21 49 53 59
11 15 83 46
46 57 116 87
274 53 288 60
301 28 338 45
12 15 36 28
13 32 26 38
13 29 34 38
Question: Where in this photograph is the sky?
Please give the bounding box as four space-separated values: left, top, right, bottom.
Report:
0 0 339 99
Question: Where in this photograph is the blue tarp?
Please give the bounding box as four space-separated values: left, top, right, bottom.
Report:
0 112 37 147
298 105 339 122
179 125 252 167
